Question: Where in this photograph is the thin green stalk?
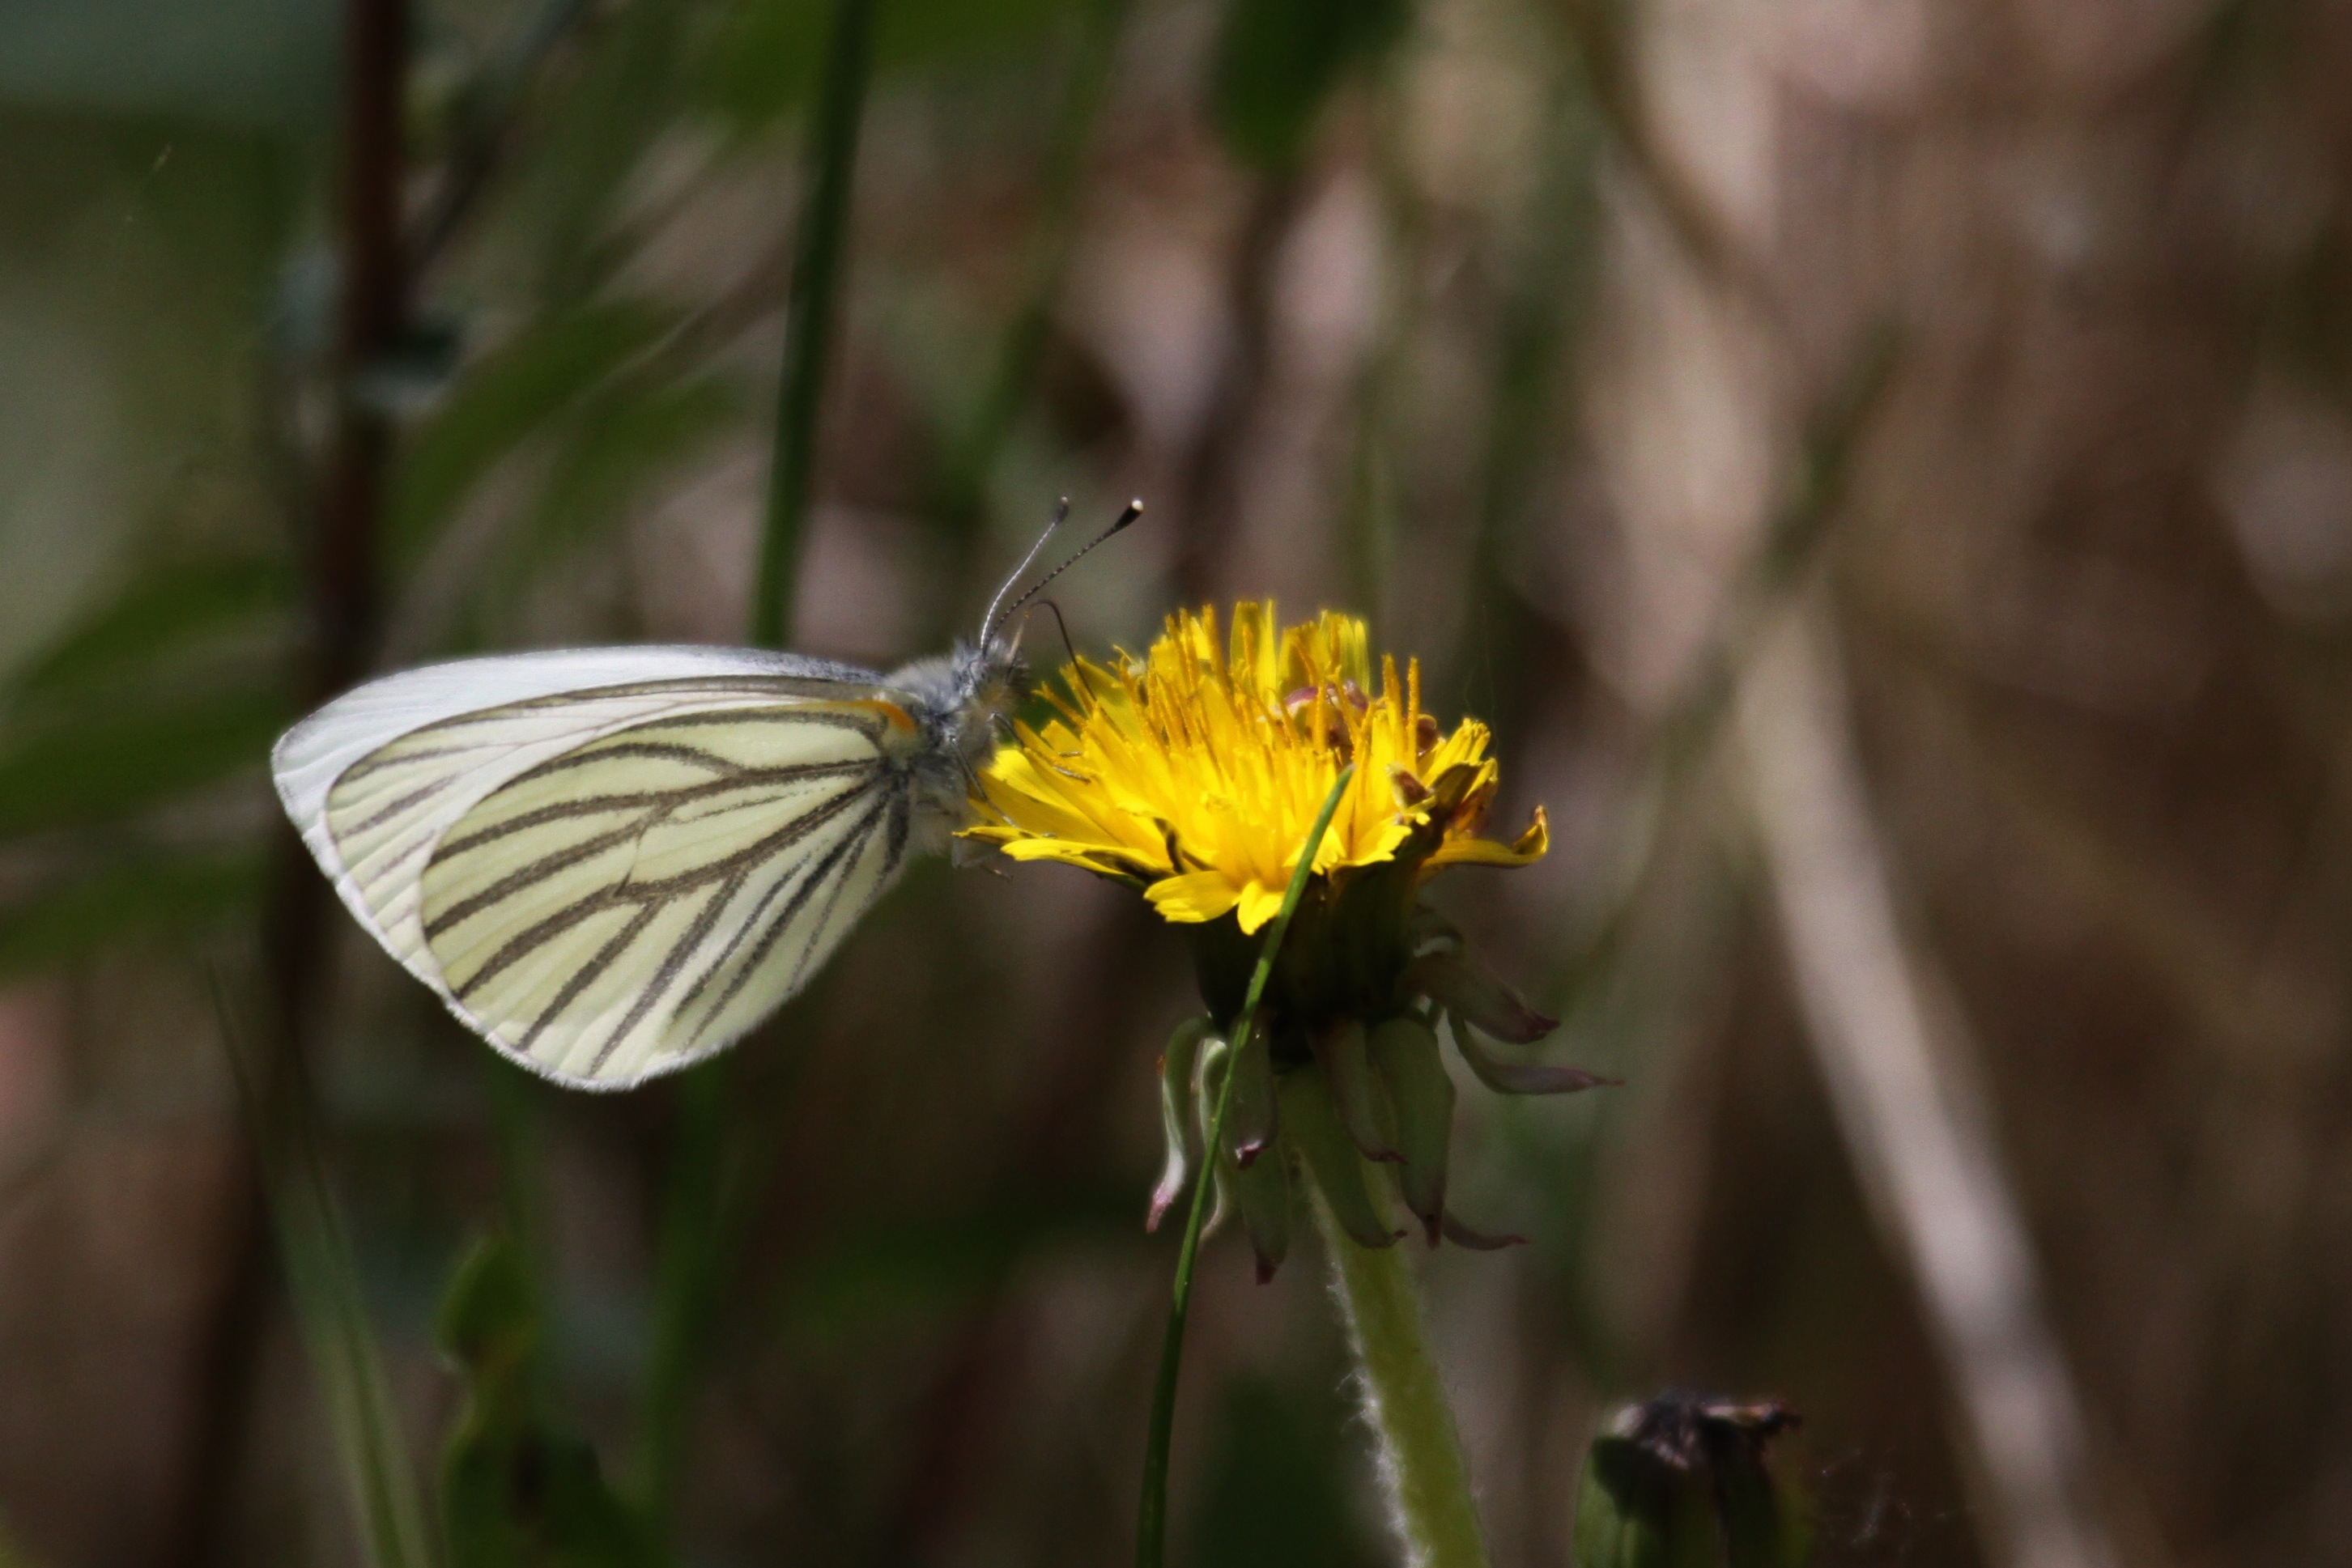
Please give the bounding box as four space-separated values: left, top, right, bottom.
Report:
753 0 878 645
638 0 878 1523
636 979 823 1524
635 1060 729 1521
1309 1181 1490 1568
214 979 436 1568
934 0 1129 538
1136 763 1356 1568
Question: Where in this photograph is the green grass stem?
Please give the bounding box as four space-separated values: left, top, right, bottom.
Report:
752 0 878 647
214 979 436 1568
1135 763 1355 1568
634 1060 730 1523
638 0 878 1528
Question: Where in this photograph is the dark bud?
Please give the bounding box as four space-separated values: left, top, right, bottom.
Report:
1574 1394 1807 1568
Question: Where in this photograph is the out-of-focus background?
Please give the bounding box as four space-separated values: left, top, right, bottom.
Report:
2 0 2349 1563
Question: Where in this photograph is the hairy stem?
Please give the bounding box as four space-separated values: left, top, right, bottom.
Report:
1310 1181 1490 1568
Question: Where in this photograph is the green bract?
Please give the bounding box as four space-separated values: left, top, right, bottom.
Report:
1150 864 1610 1279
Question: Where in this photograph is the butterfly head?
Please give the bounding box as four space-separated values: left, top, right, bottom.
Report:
901 498 1141 788
948 632 1030 726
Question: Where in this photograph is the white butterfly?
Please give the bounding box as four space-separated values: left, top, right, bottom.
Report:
272 502 1136 1090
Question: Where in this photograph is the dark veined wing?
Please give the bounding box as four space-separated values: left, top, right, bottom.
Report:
273 647 925 1088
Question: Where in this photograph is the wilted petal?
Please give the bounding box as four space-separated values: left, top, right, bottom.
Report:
1410 951 1557 1043
1426 805 1549 869
1148 1018 1217 1231
1448 1013 1618 1096
1440 1213 1529 1251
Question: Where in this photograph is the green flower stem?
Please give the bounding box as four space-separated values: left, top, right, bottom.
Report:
640 0 876 1524
1137 764 1356 1568
1308 1179 1491 1568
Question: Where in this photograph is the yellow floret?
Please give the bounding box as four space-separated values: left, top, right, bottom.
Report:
962 603 1546 932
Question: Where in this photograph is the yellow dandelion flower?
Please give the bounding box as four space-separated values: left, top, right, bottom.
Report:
961 602 1546 933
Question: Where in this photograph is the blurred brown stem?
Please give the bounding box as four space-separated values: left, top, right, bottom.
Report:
1738 606 2117 1568
1543 329 1895 1009
172 2 410 1562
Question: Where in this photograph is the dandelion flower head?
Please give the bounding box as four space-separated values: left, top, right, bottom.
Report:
962 603 1546 931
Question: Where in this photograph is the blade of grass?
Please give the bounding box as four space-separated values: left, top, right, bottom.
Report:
636 0 878 1529
213 978 436 1568
751 0 878 648
1135 763 1355 1568
635 1060 731 1523
929 0 1132 546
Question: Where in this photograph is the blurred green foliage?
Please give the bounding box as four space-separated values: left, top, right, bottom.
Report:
0 0 2032 1559
440 1236 660 1568
390 300 685 568
235 999 440 1568
1189 1375 1380 1568
1210 0 1411 170
701 0 1092 133
0 0 334 125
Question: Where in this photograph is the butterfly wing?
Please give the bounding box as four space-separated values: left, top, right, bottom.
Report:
274 646 926 1088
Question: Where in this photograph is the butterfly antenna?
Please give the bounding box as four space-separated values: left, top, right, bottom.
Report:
980 497 1070 648
1024 597 1101 704
997 499 1142 632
